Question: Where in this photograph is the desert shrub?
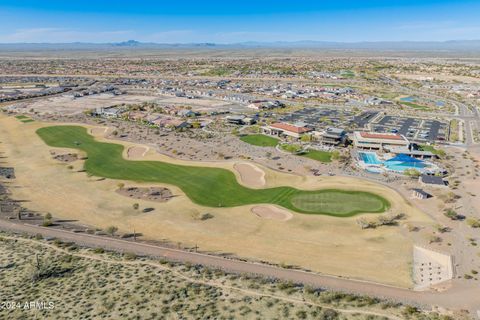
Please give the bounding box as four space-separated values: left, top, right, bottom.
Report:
320 308 339 320
296 310 308 319
443 209 461 220
124 252 137 260
429 235 442 244
106 226 118 236
93 248 105 254
200 213 214 221
466 218 480 228
402 305 420 318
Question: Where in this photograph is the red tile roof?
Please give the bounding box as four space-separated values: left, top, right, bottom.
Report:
270 122 312 134
359 132 405 141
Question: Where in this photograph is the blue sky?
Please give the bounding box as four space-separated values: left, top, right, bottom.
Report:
1 1 479 43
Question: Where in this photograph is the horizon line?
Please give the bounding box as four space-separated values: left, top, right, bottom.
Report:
1 39 480 45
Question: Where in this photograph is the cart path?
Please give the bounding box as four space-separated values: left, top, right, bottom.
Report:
0 219 479 315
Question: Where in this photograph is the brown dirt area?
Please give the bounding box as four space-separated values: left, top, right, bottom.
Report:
116 186 173 203
0 114 435 288
52 152 78 163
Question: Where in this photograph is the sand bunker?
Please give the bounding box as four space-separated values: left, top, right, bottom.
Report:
116 187 173 203
234 162 266 188
90 127 108 136
127 146 149 159
251 205 293 221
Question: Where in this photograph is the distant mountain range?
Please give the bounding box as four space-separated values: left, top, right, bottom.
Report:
2 39 480 51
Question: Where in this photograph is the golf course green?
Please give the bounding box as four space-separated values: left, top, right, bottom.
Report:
36 126 390 217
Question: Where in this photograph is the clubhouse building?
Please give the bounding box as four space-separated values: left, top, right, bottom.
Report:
262 122 313 139
352 131 410 151
314 127 347 146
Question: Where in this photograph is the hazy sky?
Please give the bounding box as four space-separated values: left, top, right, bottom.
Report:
1 0 480 43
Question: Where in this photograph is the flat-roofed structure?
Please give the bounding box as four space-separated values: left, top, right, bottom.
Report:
316 127 347 145
352 131 410 151
263 122 313 139
389 146 436 159
412 188 432 200
419 175 447 187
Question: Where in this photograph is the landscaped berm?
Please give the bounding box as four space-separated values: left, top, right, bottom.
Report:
37 126 390 217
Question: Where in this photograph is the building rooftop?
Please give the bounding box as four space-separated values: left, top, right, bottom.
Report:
389 147 434 156
270 122 312 134
419 175 446 186
226 115 246 121
326 127 345 134
412 188 432 198
358 132 405 141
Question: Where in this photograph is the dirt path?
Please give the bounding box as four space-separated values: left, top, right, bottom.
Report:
0 219 479 315
4 234 403 320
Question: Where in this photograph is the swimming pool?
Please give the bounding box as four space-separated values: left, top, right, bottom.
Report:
359 152 382 165
400 96 416 102
358 152 431 173
384 161 426 172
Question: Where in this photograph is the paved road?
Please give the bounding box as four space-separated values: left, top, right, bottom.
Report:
1 219 479 315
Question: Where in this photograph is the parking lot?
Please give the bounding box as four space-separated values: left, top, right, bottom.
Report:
276 107 448 142
279 107 378 129
372 115 448 142
351 111 379 128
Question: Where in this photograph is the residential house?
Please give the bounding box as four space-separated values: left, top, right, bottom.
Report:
93 106 125 118
128 111 147 122
177 109 197 118
225 115 256 125
247 100 284 110
151 116 189 130
145 113 162 124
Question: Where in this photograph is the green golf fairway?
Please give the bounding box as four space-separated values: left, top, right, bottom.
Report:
36 126 389 217
301 150 332 163
240 134 279 147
